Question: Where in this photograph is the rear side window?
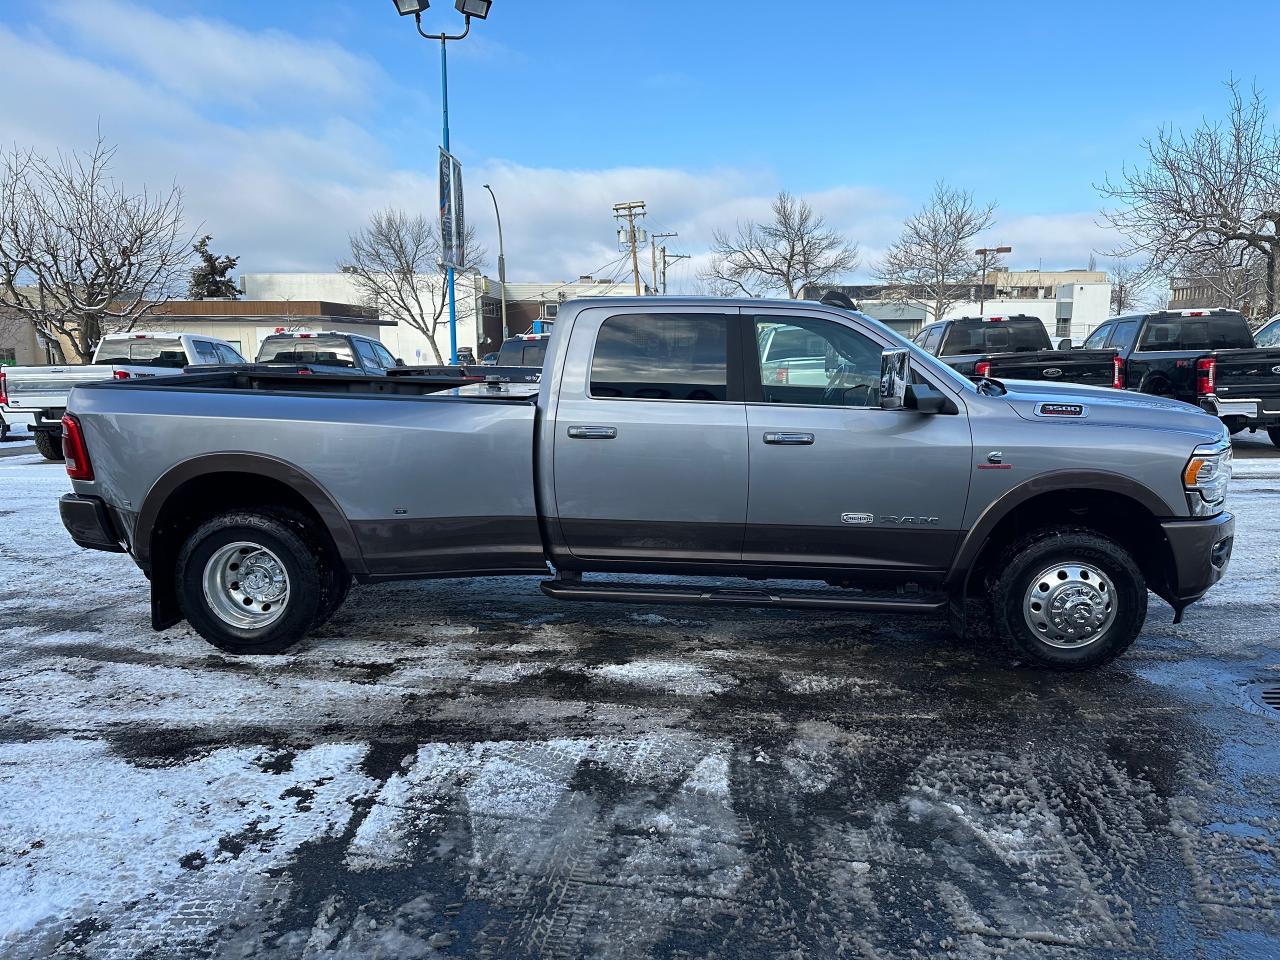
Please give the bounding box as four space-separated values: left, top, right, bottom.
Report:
1107 321 1139 349
192 340 219 364
590 314 728 401
920 326 943 355
1137 315 1254 351
940 321 1048 356
95 338 188 367
256 336 357 367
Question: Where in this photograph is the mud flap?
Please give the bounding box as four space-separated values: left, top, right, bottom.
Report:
151 574 182 631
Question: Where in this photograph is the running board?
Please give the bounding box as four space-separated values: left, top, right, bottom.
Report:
539 578 946 613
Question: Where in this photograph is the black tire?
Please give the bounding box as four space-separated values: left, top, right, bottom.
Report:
34 430 63 461
256 506 351 628
991 527 1147 670
1269 426 1280 449
175 510 327 654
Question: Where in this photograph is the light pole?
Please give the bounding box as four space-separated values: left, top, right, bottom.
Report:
392 0 493 363
482 183 508 338
975 245 1012 315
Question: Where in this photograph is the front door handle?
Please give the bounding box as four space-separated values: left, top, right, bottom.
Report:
763 432 814 445
567 425 617 440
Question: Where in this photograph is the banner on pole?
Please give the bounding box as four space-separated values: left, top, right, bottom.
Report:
439 147 465 270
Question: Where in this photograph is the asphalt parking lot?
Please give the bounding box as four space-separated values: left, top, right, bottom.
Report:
1 443 1278 960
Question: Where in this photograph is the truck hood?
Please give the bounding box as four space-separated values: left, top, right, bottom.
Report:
1000 379 1225 442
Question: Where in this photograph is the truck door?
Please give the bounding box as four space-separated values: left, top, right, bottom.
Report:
742 311 972 573
551 309 748 563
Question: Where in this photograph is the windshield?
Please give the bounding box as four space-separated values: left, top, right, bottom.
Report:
1255 318 1280 348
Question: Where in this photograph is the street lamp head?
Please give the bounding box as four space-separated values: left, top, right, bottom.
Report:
455 0 492 19
392 0 429 15
996 245 1012 254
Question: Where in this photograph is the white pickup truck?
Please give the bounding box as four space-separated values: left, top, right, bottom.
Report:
0 332 245 459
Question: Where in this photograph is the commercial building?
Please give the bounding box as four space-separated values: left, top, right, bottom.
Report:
805 268 1113 344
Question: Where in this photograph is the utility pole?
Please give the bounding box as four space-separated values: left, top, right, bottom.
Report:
650 232 678 295
975 245 1012 315
612 201 647 296
659 245 690 295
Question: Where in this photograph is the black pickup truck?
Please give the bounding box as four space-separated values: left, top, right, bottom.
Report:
1087 309 1280 445
913 316 1119 388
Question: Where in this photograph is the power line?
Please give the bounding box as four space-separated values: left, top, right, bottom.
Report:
612 200 647 296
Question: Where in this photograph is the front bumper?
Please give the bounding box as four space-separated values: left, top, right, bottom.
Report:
59 494 126 553
1160 511 1234 604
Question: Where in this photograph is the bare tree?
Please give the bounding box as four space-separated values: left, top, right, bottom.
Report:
1169 242 1268 317
875 182 997 322
0 134 191 362
1108 259 1155 314
1100 79 1280 317
701 191 858 298
339 208 486 364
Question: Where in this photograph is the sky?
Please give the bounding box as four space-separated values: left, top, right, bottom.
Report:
1 0 1277 291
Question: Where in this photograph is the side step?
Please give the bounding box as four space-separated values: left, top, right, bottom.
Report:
540 578 946 613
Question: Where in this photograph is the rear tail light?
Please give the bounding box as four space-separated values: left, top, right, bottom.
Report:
112 370 131 380
974 361 992 377
61 414 94 481
1112 356 1125 389
0 369 7 406
1196 356 1217 396
775 366 790 384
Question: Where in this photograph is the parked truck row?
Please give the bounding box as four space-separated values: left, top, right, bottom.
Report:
58 297 1235 670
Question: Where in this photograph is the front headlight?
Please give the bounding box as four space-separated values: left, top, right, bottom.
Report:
1183 440 1232 515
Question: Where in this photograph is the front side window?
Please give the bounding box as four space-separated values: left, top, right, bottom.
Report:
192 341 219 364
1256 319 1280 348
372 342 398 368
1106 320 1140 349
353 338 383 370
590 314 728 401
214 343 244 364
753 316 881 407
1083 324 1112 349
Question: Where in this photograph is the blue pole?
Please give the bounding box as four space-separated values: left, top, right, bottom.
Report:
441 36 458 364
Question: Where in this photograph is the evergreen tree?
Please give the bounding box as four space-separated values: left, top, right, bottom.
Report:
187 235 239 299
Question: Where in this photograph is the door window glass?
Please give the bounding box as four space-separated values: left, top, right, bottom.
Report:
590 314 728 401
1083 324 1112 349
354 338 383 370
192 341 219 364
214 343 244 364
372 342 398 368
921 326 943 354
753 316 881 407
1107 320 1140 349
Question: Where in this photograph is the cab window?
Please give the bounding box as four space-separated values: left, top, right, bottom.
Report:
1083 324 1113 349
753 316 881 407
191 340 220 364
1107 320 1140 350
353 338 384 370
590 314 729 401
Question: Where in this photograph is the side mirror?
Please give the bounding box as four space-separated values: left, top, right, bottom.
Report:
905 382 948 414
879 349 909 410
395 357 406 367
1057 338 1073 351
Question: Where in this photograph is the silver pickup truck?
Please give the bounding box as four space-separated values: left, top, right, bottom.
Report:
58 297 1235 669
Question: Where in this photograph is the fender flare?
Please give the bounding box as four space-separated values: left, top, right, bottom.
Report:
946 469 1177 590
133 452 366 575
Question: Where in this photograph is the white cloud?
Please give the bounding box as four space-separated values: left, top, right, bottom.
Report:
0 3 1123 295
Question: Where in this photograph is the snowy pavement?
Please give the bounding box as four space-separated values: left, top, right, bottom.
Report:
1 451 1279 959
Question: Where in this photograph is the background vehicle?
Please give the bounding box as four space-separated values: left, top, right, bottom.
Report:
61 297 1234 670
1091 309 1280 444
253 331 401 376
0 333 245 460
389 333 547 385
914 316 1118 387
1254 315 1280 347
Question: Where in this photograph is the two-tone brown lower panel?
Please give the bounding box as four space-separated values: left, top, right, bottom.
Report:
353 515 548 578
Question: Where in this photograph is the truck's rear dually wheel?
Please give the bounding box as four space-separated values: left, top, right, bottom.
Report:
175 510 328 654
34 429 63 461
991 528 1146 669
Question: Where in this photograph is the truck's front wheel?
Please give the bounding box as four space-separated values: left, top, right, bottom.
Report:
991 528 1146 669
175 511 326 654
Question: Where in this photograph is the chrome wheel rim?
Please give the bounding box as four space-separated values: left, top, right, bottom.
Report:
202 541 290 630
1022 561 1116 649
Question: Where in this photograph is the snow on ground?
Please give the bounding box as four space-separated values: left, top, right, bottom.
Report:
0 451 1278 959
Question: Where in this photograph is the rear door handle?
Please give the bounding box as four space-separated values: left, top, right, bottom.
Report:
763 432 814 445
567 425 617 440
